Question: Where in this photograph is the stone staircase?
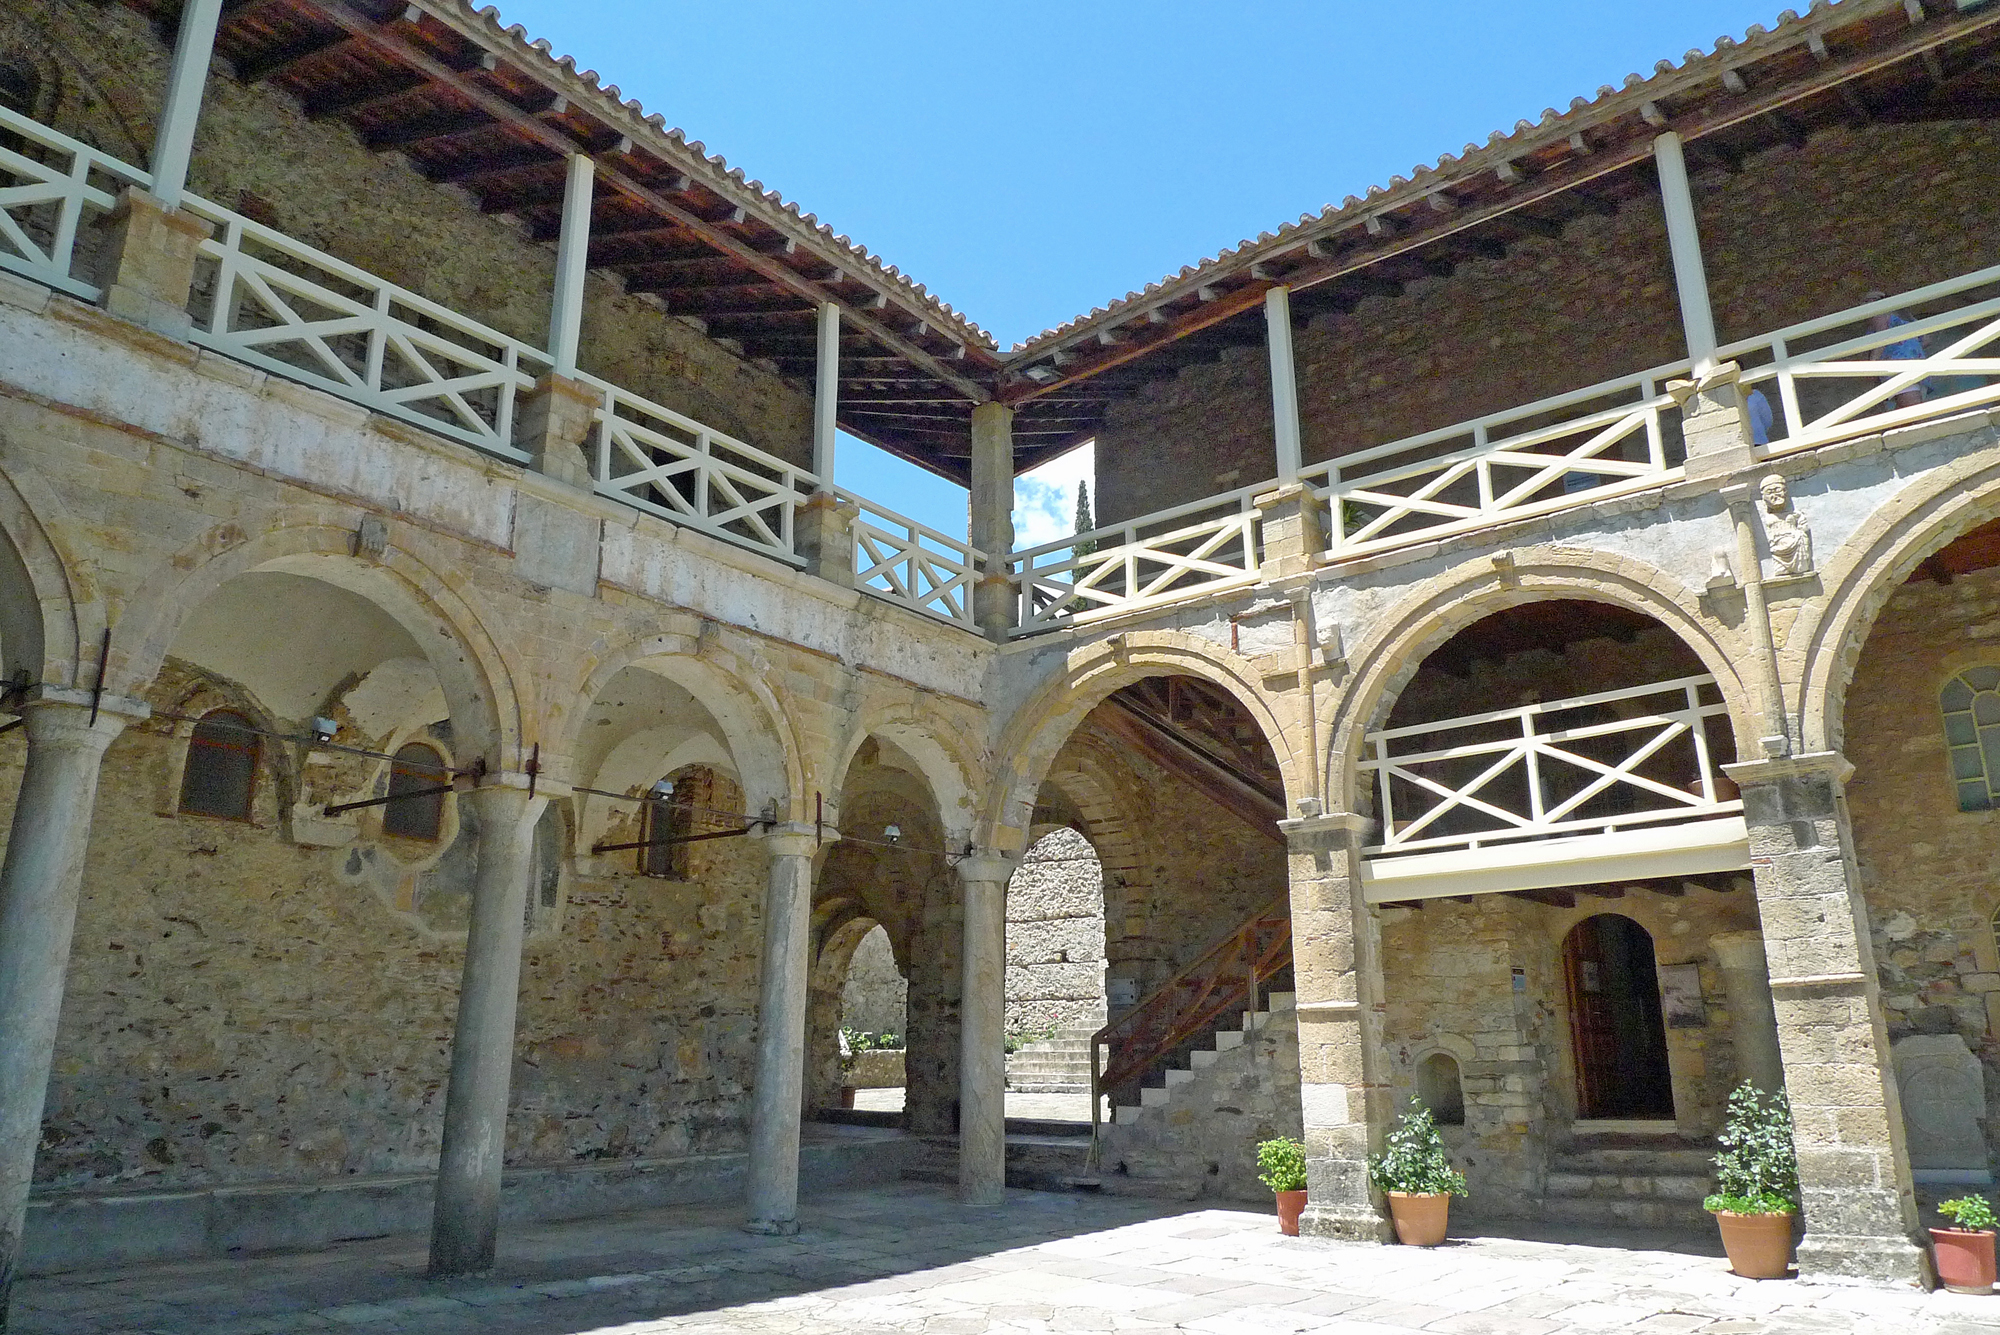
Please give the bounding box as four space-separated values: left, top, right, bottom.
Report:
1543 1130 1717 1231
1006 1026 1096 1093
1110 992 1294 1128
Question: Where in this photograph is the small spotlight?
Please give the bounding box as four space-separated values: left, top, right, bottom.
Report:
883 824 902 845
310 717 338 744
650 778 675 799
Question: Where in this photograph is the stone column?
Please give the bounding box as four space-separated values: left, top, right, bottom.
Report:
796 492 859 587
1712 930 1785 1095
427 781 546 1278
0 690 143 1321
1724 752 1924 1285
517 373 598 490
968 402 1015 641
92 188 211 340
958 853 1013 1206
1280 811 1393 1242
745 823 822 1234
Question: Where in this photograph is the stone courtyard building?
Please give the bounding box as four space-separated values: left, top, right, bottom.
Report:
0 0 1998 1323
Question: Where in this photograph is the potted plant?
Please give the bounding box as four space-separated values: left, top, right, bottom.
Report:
1367 1101 1467 1246
1255 1136 1309 1236
1703 1082 1799 1280
1933 1195 1998 1295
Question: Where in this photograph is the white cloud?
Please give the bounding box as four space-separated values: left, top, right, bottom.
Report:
1011 441 1095 552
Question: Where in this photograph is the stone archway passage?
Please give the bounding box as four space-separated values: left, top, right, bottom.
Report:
1562 912 1674 1119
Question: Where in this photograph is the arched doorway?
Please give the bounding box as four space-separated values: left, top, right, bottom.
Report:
1562 913 1674 1120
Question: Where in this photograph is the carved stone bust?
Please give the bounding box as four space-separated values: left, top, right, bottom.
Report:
1758 473 1813 577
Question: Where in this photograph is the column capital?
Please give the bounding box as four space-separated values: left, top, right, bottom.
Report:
17 684 150 732
1277 810 1371 854
754 820 823 860
1723 750 1852 789
956 852 1016 885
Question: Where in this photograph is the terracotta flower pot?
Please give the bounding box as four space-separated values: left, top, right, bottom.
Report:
1275 1189 1308 1236
1713 1210 1794 1279
1931 1227 1998 1295
838 1086 857 1109
1386 1191 1450 1246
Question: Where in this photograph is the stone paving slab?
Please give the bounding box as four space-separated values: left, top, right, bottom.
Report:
10 1183 2000 1334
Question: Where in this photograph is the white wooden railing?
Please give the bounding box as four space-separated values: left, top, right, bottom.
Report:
1007 482 1266 636
183 198 547 460
1305 372 1678 559
1728 262 2000 452
1360 674 1738 858
839 489 983 628
0 103 150 300
588 378 815 565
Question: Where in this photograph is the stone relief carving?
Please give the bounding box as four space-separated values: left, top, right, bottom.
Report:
1758 474 1814 576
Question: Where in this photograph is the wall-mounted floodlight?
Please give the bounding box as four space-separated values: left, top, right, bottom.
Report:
310 716 339 744
650 778 675 799
883 824 902 845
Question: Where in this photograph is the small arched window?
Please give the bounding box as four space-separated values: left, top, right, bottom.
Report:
383 743 447 841
639 765 729 880
1940 667 2000 811
1416 1052 1466 1126
178 709 259 820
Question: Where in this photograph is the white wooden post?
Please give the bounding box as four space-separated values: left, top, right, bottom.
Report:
1653 132 1718 370
549 153 596 378
812 301 840 485
150 0 225 210
1265 285 1303 485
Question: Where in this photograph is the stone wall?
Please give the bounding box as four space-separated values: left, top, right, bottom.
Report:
1844 563 2000 1173
2 0 814 462
839 924 906 1038
1004 826 1105 1033
1095 120 2000 525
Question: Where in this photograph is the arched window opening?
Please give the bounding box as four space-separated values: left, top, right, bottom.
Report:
640 765 723 880
1416 1052 1466 1126
1940 667 2000 811
177 709 259 820
383 742 447 841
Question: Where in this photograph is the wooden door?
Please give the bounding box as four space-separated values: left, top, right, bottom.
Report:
1562 912 1675 1119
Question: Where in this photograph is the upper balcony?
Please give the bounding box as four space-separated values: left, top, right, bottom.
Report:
5 0 2000 645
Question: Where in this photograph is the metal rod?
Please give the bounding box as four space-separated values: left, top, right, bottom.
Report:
88 627 110 727
0 717 23 738
590 825 760 855
148 710 471 780
324 783 454 817
527 742 539 799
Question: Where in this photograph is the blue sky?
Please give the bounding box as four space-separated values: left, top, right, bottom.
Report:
496 0 1775 542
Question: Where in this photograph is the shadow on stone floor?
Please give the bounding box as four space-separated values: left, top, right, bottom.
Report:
10 1183 1202 1335
1446 1214 1729 1258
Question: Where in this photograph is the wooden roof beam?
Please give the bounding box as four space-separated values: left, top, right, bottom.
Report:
294 0 993 402
236 30 356 84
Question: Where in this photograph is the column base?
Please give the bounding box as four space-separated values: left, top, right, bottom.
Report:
1796 1233 1929 1288
742 1217 800 1236
1297 1202 1393 1243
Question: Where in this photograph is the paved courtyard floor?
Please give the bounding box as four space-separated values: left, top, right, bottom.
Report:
11 1183 1996 1334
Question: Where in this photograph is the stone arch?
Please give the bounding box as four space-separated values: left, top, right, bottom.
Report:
1793 449 2000 755
1323 548 1755 818
0 455 94 687
984 629 1300 855
556 626 802 820
828 698 981 840
115 514 518 763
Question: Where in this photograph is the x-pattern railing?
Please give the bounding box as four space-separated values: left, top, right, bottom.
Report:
1306 375 1674 558
1007 483 1266 636
1733 261 2000 452
1362 674 1736 858
0 103 149 300
183 199 546 460
839 490 982 628
1091 896 1291 1129
589 380 814 565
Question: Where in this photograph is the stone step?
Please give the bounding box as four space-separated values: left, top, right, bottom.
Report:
1540 1193 1713 1232
1006 1060 1091 1075
1546 1171 1712 1202
1552 1147 1715 1176
1163 1069 1195 1089
1188 1050 1219 1070
1213 1031 1245 1052
1139 1085 1172 1108
1005 1081 1089 1094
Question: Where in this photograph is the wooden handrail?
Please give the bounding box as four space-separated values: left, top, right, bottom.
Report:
1089 896 1291 1142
